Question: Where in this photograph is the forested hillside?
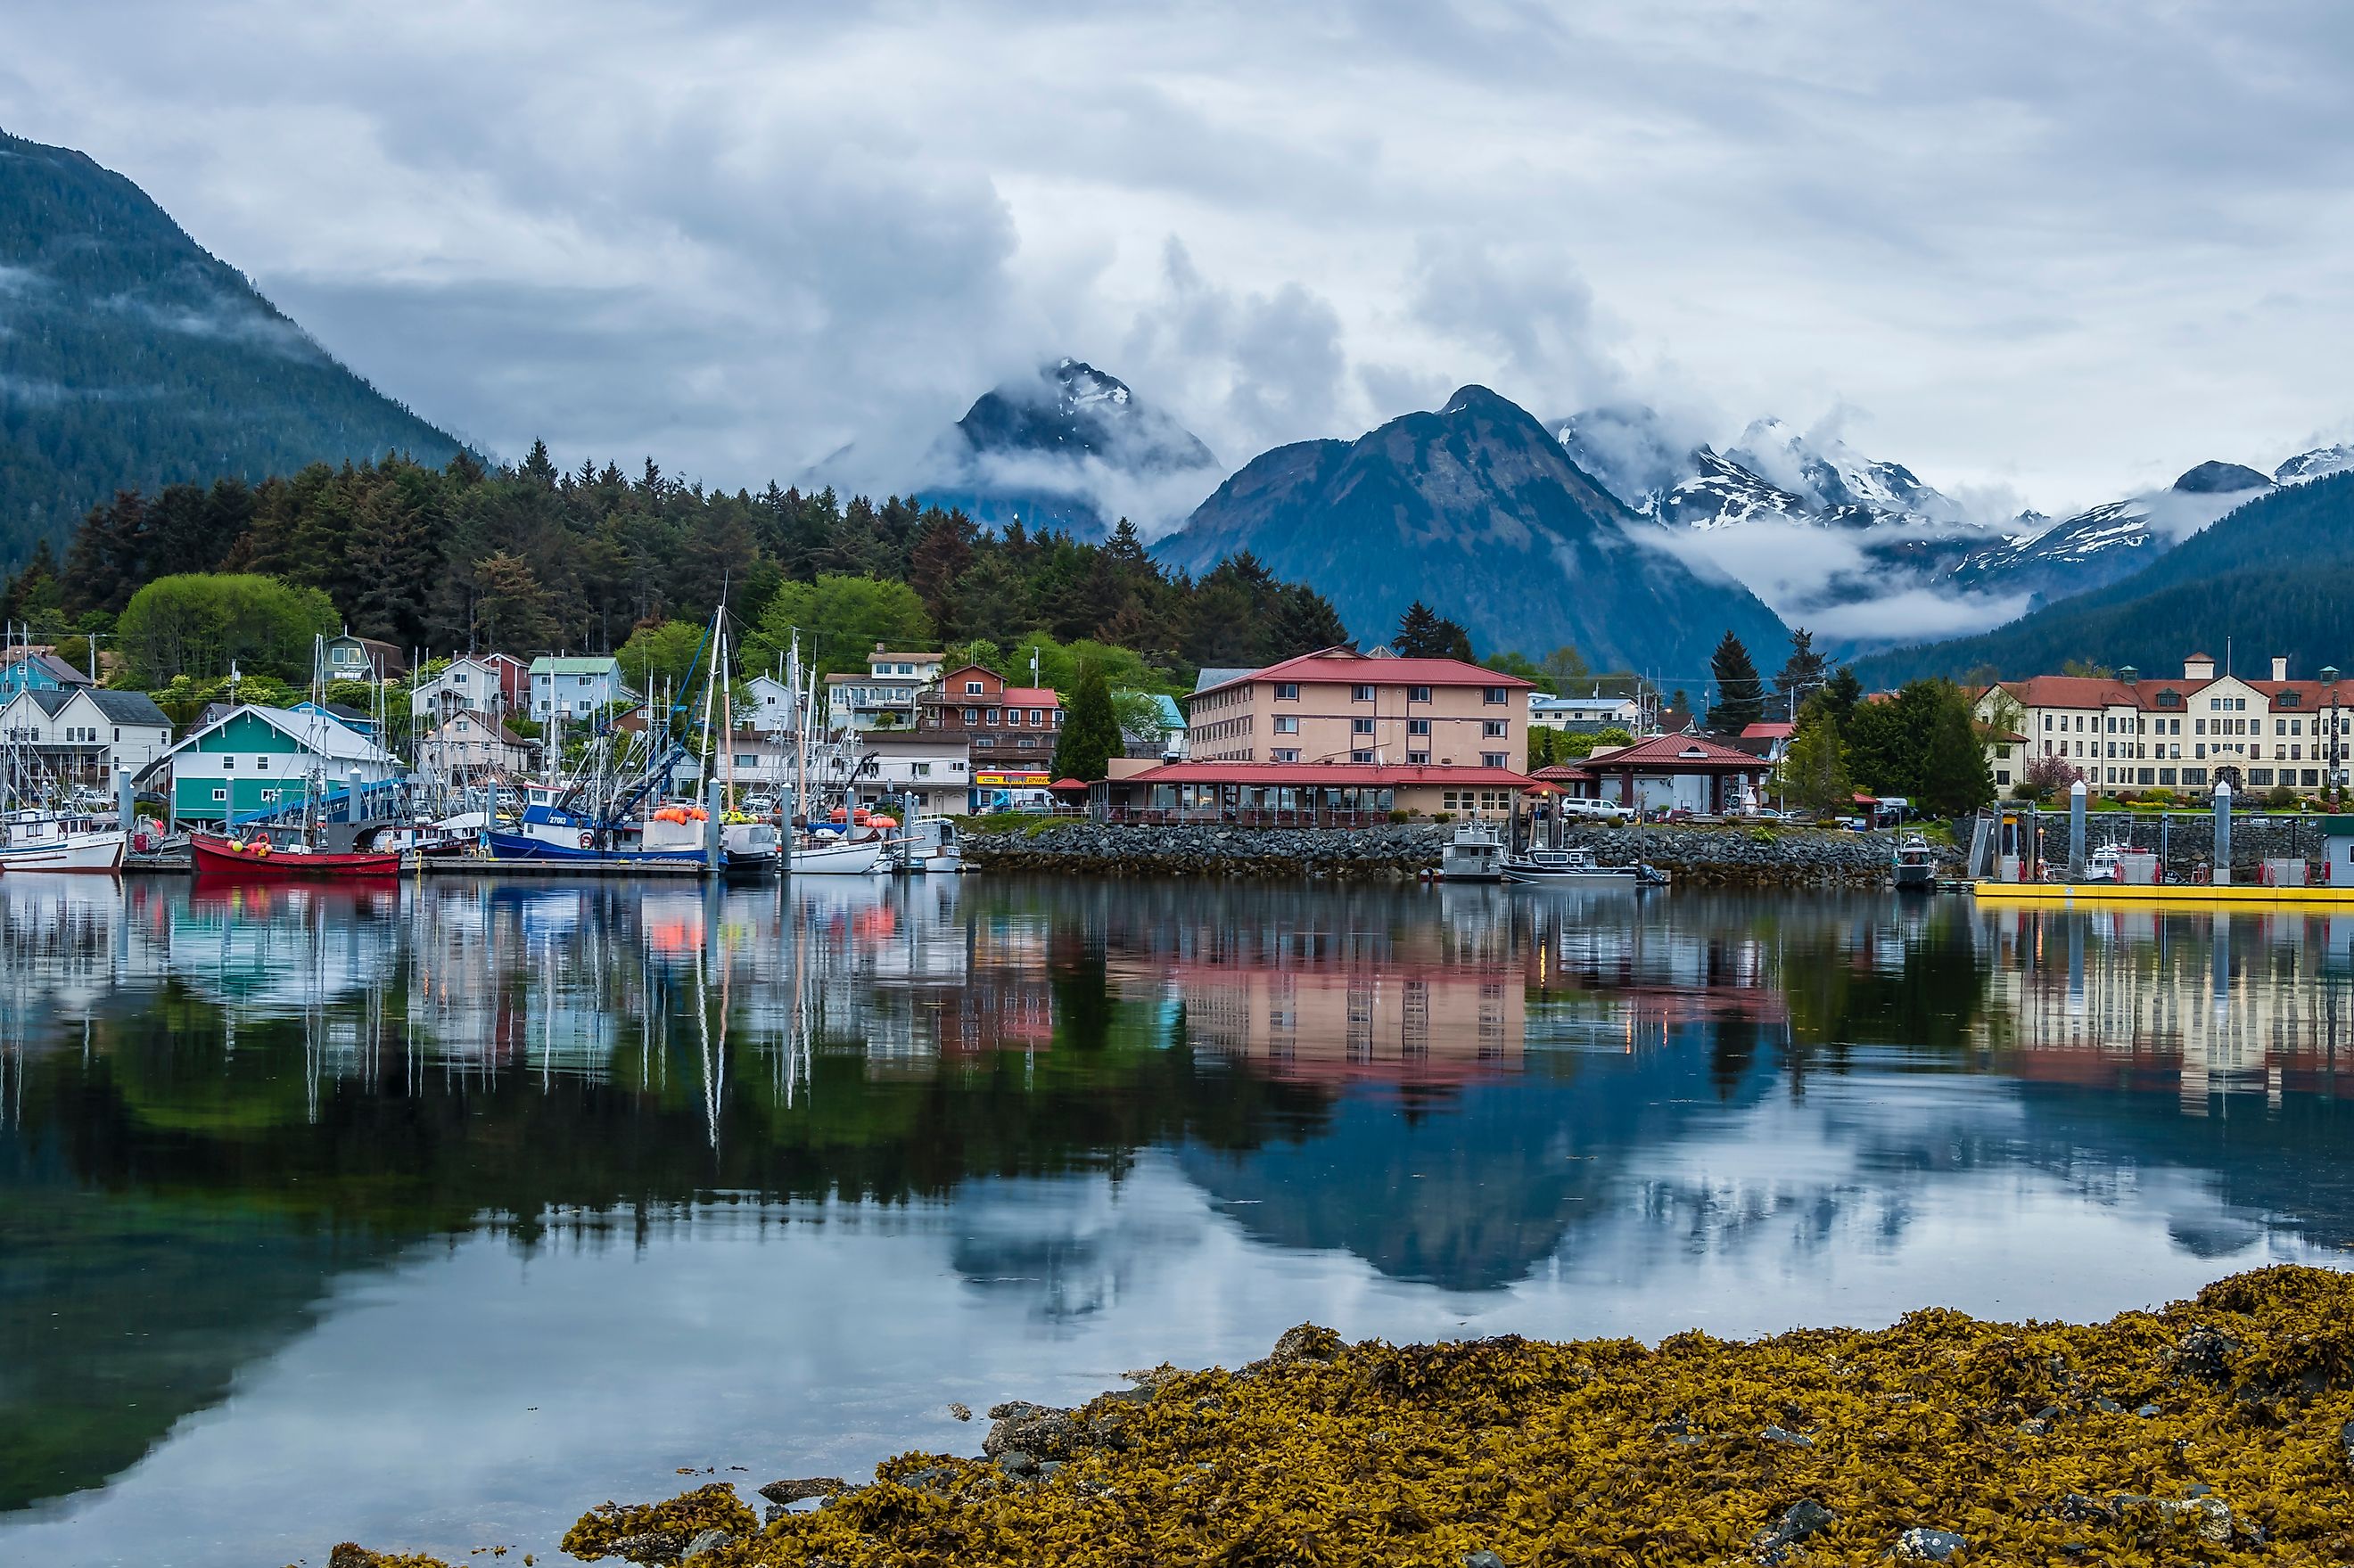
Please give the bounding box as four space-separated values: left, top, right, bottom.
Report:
1860 472 2354 682
0 128 461 568
4 443 1350 680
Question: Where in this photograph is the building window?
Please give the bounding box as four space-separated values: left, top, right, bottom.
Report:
1351 749 1374 763
1483 719 1508 737
1409 685 1431 703
913 763 931 777
734 753 757 768
222 757 235 770
1352 685 1376 702
1482 751 1508 768
2251 769 2275 786
965 680 984 695
986 709 1000 724
1407 718 1430 736
974 735 995 748
1274 716 1299 735
1483 687 1509 705
1408 751 1429 766
1272 748 1299 762
964 708 979 724
1352 718 1375 735
1029 709 1043 725
1276 683 1299 700
211 787 226 801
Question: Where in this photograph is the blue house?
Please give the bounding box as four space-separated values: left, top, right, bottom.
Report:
0 648 95 701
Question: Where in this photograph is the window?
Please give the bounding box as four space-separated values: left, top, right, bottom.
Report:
733 753 758 768
965 680 984 695
1409 685 1431 703
1029 709 1043 725
222 756 235 770
2251 768 2275 786
986 708 1001 724
211 787 226 801
1352 685 1377 702
1017 736 1037 748
912 763 931 777
1352 718 1375 735
1407 718 1430 735
1274 716 1299 734
2195 718 2206 735
974 735 995 748
255 756 269 771
964 707 979 724
1272 748 1300 762
1408 751 1429 765
1483 687 1509 705
1482 751 1509 768
1006 709 1023 726
1276 683 1300 700
1483 719 1508 737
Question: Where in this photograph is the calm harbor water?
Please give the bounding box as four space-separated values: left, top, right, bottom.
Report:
3 874 2351 1565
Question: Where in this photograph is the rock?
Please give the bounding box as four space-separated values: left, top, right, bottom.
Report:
762 1504 788 1525
2052 1494 2111 1523
1759 1425 1814 1449
2119 1495 2233 1544
896 1465 959 1493
681 1530 733 1561
996 1449 1040 1478
1892 1526 1968 1561
984 1404 1085 1460
757 1476 846 1506
1752 1498 1837 1560
610 1533 687 1564
1463 1552 1508 1568
1268 1324 1344 1364
2341 1419 2354 1473
2135 1403 2161 1418
2177 1326 2238 1381
329 1548 380 1568
948 1401 972 1421
2091 1397 2124 1414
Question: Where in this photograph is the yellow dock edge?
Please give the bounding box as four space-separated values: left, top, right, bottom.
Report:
1971 880 2354 908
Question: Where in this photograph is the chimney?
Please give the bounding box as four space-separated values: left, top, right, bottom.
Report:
2119 665 2136 685
2271 655 2290 683
2184 652 2217 680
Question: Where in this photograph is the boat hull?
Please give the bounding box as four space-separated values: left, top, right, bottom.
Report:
0 831 127 873
190 833 400 879
486 831 716 868
791 839 886 875
1502 867 1642 886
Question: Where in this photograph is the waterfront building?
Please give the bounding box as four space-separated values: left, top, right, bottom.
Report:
0 646 95 700
835 731 974 817
416 710 535 778
1973 651 2353 797
1094 760 1533 823
290 699 379 738
529 655 631 719
916 663 1063 807
409 653 530 720
1538 732 1773 814
1530 689 1644 733
148 703 407 825
1186 647 1532 768
0 686 173 785
744 675 796 734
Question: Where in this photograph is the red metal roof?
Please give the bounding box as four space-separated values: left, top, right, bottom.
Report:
1195 646 1536 697
1000 686 1060 706
1579 733 1770 770
1114 761 1534 787
1740 721 1795 740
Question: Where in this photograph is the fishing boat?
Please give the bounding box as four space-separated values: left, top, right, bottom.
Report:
189 828 399 879
487 800 717 866
0 809 128 873
887 816 965 874
790 833 887 875
1502 845 1656 887
721 817 783 880
2082 842 2128 883
1893 833 1938 891
1438 820 1506 882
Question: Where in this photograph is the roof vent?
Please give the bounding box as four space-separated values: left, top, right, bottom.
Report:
2119 665 2136 685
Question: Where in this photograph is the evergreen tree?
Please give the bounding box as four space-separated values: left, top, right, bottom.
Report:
521 439 559 488
1819 666 1864 735
1774 628 1828 715
1705 630 1766 734
1395 600 1445 657
1919 684 1996 814
1773 710 1854 816
473 552 556 652
1050 658 1122 783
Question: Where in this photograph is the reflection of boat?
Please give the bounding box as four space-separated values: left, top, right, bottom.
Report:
1503 846 1652 886
1893 833 1937 892
791 836 886 875
190 830 400 879
1439 821 1506 882
0 810 127 873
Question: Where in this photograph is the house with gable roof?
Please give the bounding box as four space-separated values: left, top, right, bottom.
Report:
146 704 406 825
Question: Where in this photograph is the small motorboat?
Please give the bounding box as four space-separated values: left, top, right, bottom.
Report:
721 817 783 880
190 829 400 879
0 809 127 873
1502 845 1654 886
790 833 887 876
1439 821 1506 882
1893 833 1938 891
888 817 966 874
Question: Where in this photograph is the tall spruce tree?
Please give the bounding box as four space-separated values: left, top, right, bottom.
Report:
1774 709 1854 816
1774 628 1828 716
1394 600 1444 656
1050 658 1122 783
1705 630 1766 734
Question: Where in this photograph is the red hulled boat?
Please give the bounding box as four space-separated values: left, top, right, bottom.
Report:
189 831 401 879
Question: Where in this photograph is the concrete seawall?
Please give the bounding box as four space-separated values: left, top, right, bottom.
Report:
962 822 1952 887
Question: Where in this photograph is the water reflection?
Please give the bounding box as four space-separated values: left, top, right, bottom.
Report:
2 874 2350 1564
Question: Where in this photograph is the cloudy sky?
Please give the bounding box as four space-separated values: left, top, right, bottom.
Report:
7 0 2350 525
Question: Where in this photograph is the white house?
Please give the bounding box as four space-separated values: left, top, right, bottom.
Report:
411 653 531 720
827 731 972 818
416 710 535 777
824 646 948 732
529 655 631 719
1530 690 1644 733
150 704 407 825
745 674 797 735
0 687 174 786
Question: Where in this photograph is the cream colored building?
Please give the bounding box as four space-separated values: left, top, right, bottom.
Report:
1188 647 1532 770
1973 652 2353 797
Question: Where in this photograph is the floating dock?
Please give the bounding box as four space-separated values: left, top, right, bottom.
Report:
1972 880 2354 908
417 856 714 878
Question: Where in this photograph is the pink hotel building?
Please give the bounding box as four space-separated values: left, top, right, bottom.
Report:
1098 648 1535 822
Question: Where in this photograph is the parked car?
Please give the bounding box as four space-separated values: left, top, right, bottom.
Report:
1835 815 1869 831
1558 797 1634 820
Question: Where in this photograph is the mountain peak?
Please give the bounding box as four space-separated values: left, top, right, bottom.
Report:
2172 460 2274 495
2275 444 2354 486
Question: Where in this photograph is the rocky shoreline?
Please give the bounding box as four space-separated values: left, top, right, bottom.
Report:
963 820 1957 888
327 1265 2354 1568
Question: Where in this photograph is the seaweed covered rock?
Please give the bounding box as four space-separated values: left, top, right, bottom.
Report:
562 1482 759 1564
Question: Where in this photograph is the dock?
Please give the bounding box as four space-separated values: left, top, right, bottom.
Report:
416 856 713 878
1972 880 2354 909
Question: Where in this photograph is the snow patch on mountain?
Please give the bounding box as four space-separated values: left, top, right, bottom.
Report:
2278 444 2354 485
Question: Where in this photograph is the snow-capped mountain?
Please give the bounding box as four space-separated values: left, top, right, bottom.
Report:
910 358 1222 539
1722 417 1972 525
2277 444 2354 485
1949 462 2276 606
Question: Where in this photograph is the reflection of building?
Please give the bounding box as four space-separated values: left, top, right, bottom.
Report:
1976 907 2354 1111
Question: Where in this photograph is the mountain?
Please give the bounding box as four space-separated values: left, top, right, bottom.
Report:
1153 385 1789 675
1857 471 2354 684
2276 444 2354 485
0 128 463 570
908 358 1221 539
1947 461 2276 608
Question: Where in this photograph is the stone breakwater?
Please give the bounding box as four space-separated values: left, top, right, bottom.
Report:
962 822 1955 888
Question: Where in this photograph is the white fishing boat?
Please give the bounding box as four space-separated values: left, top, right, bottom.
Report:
889 816 966 874
790 834 887 875
1439 820 1506 882
1893 833 1938 891
1502 845 1650 887
0 809 128 873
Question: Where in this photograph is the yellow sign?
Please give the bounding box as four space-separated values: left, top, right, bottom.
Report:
975 771 1049 787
